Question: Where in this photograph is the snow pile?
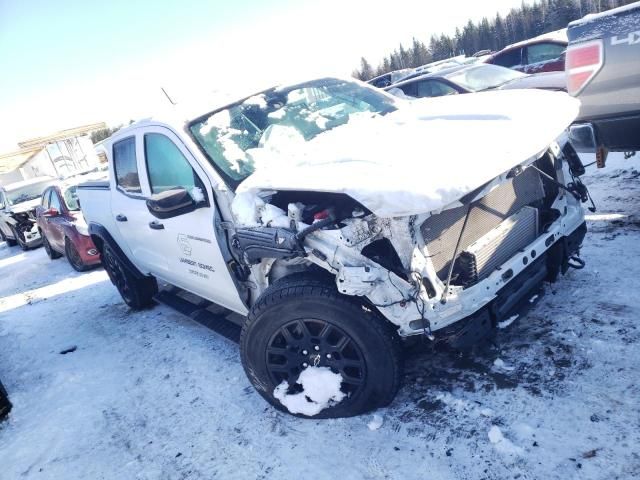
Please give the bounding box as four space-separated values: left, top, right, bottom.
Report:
493 358 515 372
488 426 524 456
497 315 518 329
238 89 580 217
230 191 290 228
190 187 205 203
367 414 384 431
273 367 346 416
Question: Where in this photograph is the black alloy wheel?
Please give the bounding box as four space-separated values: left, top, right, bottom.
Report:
241 274 403 418
266 318 367 399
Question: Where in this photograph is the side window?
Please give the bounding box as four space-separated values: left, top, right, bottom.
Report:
41 189 51 209
399 82 418 97
526 43 566 65
417 81 458 98
492 48 522 68
0 192 5 210
49 191 62 212
113 137 141 194
144 133 199 194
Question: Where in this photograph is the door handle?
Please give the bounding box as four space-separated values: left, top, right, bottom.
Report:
115 214 127 222
149 221 165 230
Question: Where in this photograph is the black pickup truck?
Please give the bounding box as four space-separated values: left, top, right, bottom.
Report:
566 2 640 156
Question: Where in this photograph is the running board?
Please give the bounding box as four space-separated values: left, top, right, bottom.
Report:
154 288 242 343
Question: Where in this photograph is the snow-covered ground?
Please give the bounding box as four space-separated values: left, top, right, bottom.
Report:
1 154 639 479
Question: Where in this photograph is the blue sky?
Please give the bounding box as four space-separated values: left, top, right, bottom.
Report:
0 0 531 151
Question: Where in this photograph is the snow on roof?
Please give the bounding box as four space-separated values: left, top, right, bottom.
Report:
569 1 640 26
502 29 568 51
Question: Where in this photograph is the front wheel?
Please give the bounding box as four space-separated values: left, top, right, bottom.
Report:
240 275 403 418
102 244 157 309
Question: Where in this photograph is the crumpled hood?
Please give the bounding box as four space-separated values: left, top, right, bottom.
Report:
237 89 580 217
8 198 41 215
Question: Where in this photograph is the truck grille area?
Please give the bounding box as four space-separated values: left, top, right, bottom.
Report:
420 166 546 286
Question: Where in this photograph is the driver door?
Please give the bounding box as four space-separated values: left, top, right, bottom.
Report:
137 126 246 313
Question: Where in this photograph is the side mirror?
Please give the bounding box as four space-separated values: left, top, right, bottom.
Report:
146 187 197 219
43 207 59 217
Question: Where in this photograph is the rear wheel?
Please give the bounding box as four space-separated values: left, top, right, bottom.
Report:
65 238 89 271
240 275 403 418
43 233 62 260
102 243 157 309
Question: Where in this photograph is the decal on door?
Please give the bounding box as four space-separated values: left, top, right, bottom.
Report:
177 234 192 256
177 233 215 278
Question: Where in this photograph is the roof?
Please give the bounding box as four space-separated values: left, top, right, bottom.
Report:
569 1 640 27
501 29 568 52
0 147 44 174
17 122 107 149
388 64 474 89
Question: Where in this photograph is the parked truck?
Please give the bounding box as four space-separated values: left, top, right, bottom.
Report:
566 2 640 157
78 78 591 418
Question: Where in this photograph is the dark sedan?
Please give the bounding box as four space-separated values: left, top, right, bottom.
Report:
385 64 566 100
36 180 101 271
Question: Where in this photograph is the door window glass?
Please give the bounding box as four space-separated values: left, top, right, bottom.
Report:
113 137 141 194
526 43 565 65
41 189 51 209
399 82 418 97
492 48 522 68
49 191 62 212
416 80 459 98
144 133 198 194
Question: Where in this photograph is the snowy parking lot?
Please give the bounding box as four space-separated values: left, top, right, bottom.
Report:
0 154 639 479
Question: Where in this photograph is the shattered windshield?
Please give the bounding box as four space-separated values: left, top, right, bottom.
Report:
189 78 397 185
6 181 53 206
446 65 526 92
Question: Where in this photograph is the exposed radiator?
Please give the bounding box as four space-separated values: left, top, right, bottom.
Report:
420 167 545 285
457 206 539 286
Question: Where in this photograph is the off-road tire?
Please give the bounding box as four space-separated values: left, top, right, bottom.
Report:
240 274 403 418
65 238 89 272
102 243 157 309
43 233 62 260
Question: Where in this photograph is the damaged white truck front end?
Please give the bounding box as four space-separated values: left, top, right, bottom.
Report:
230 148 587 342
203 83 588 345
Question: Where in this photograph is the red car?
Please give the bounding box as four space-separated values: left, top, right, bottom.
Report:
485 29 568 74
36 180 101 271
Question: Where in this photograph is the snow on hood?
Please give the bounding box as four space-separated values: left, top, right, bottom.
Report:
237 89 579 218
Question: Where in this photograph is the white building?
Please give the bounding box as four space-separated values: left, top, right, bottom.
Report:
0 123 106 185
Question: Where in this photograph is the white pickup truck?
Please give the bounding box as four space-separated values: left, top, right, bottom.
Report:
78 78 590 418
